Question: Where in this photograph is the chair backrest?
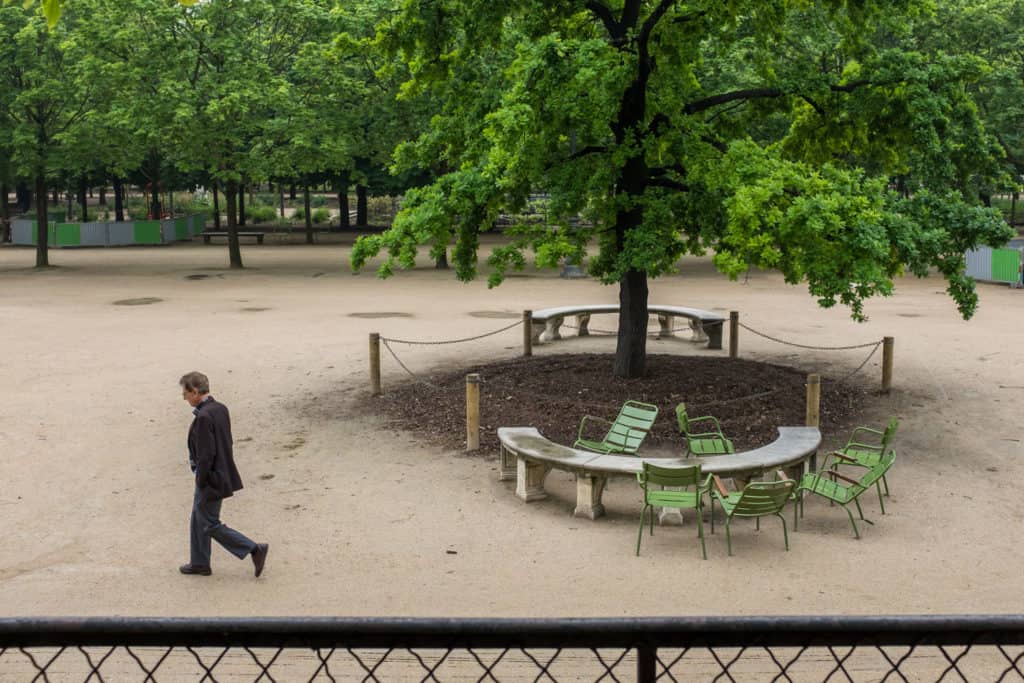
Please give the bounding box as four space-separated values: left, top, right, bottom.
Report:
881 417 899 448
674 403 692 434
640 462 703 490
730 479 795 517
603 400 659 453
857 450 896 490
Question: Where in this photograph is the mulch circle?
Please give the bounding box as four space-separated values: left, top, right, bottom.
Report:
357 353 873 454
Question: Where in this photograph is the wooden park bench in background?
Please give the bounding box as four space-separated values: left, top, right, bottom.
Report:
201 231 265 244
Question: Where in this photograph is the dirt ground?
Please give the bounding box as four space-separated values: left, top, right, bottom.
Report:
0 235 1022 618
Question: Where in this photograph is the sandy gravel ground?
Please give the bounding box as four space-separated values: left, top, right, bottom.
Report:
0 236 1021 618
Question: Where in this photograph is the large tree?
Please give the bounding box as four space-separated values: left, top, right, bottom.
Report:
352 0 1014 378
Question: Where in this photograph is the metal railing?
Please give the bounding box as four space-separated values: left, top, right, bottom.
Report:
2 615 1024 681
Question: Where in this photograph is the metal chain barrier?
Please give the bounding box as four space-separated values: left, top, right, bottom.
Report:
382 319 522 346
378 320 523 389
738 321 881 351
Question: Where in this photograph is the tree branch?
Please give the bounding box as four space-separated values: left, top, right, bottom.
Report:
585 1 621 40
684 88 784 115
647 177 689 191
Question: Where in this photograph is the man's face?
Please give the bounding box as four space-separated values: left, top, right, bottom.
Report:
182 387 203 408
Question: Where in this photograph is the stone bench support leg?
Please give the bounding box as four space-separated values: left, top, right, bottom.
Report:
658 314 675 338
531 324 544 345
544 317 564 341
574 474 606 520
576 314 591 337
499 444 517 482
516 459 551 502
689 319 709 344
705 321 723 350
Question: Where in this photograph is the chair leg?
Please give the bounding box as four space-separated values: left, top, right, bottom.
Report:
709 499 716 534
725 518 733 556
882 474 890 497
697 506 707 560
854 498 865 520
876 483 886 515
636 505 647 556
777 513 789 551
844 505 861 539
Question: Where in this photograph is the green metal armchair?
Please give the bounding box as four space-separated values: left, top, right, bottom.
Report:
575 400 659 455
675 402 734 456
636 462 712 560
831 417 898 497
710 473 795 556
794 451 896 539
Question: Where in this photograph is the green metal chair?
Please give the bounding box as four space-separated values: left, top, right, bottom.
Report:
832 417 898 496
636 462 712 559
575 400 659 455
794 451 896 539
675 402 734 456
710 474 795 556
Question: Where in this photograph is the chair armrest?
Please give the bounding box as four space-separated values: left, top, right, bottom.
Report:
830 471 861 486
577 415 612 441
699 473 714 492
831 451 857 462
688 415 724 433
636 471 646 485
712 475 730 497
776 470 789 482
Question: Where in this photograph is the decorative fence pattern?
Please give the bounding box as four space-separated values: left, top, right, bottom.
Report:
2 616 1023 681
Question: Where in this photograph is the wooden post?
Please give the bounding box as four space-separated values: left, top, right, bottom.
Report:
466 373 481 451
805 373 820 427
882 336 894 394
523 310 533 357
729 311 739 359
369 333 381 396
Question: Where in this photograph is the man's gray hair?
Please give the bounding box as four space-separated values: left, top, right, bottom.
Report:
179 371 210 394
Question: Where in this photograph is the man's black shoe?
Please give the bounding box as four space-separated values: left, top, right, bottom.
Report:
251 543 269 578
179 564 212 576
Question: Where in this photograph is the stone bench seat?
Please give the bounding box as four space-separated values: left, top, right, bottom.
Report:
530 304 725 349
201 231 265 244
498 426 820 520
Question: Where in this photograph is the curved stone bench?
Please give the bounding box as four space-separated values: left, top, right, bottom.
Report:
497 426 821 519
531 305 725 349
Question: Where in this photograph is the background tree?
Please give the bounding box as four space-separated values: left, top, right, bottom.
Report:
352 0 1014 378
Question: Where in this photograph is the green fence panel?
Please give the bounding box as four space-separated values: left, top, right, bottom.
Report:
133 221 163 244
174 218 188 240
991 248 1020 284
55 223 82 247
26 221 57 245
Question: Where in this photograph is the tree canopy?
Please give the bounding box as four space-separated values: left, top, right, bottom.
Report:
352 0 1015 377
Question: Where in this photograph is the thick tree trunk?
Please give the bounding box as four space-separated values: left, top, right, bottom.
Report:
99 185 106 206
303 185 314 244
238 182 246 226
614 269 649 377
212 181 221 230
78 178 88 222
225 180 242 268
113 177 125 221
356 183 368 226
279 182 285 217
35 172 49 267
338 183 350 230
435 249 449 269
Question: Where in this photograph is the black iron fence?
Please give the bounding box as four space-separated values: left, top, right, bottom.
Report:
2 616 1023 681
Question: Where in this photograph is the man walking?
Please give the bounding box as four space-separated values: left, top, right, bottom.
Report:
179 371 268 577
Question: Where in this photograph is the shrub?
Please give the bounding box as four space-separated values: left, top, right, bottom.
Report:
311 207 331 224
291 207 305 221
247 205 278 223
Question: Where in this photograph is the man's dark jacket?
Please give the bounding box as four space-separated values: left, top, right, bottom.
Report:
188 396 244 501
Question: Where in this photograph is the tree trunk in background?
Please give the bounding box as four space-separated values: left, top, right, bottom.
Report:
238 182 246 227
304 185 313 244
1011 193 1018 226
35 172 49 267
51 188 58 204
356 183 368 226
435 250 448 269
338 184 349 230
113 178 125 221
279 182 285 217
78 178 88 222
1 182 8 221
66 190 72 222
289 184 296 200
99 186 106 206
225 180 242 268
16 182 32 213
212 182 221 230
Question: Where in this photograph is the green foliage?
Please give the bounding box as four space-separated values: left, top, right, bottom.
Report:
247 205 278 223
311 207 331 223
354 0 1015 338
